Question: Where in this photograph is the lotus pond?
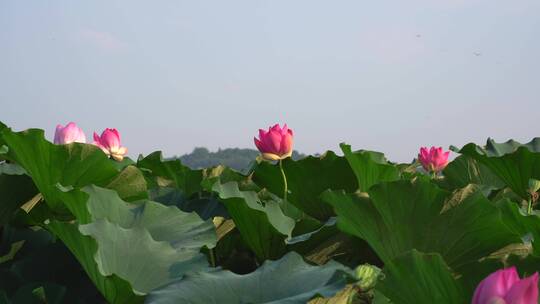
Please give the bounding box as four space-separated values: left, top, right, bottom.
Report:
1 121 539 304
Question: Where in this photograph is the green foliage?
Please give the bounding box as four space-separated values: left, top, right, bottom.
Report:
323 179 518 270
176 147 305 172
105 165 148 202
47 221 141 304
54 185 216 295
481 137 540 156
0 225 106 303
2 120 540 304
149 187 227 220
147 252 354 304
340 143 399 192
442 154 505 190
207 178 294 261
376 250 466 304
0 164 38 225
137 151 203 197
458 139 540 199
252 151 357 220
495 199 540 254
0 127 120 211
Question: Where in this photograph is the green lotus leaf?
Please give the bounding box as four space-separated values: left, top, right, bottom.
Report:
64 185 216 294
377 250 466 304
443 155 505 190
252 151 357 220
137 151 203 197
209 179 295 260
105 165 148 202
286 217 337 245
495 199 540 255
482 138 540 156
0 225 117 303
323 179 518 269
458 139 540 199
147 251 354 304
340 143 399 192
149 187 228 221
0 127 146 210
0 163 38 225
47 221 141 304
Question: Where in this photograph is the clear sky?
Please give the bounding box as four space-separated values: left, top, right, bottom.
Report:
1 0 539 162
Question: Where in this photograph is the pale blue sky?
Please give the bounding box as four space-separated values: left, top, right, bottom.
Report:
1 0 539 161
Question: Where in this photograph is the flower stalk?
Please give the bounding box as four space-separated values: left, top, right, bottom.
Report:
279 159 288 202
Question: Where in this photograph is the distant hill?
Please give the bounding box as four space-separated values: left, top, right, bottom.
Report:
173 147 305 172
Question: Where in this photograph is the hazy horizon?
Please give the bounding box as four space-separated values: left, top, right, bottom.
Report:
2 1 539 162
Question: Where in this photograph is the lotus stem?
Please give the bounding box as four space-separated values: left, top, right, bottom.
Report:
279 159 288 202
528 198 533 215
209 247 216 267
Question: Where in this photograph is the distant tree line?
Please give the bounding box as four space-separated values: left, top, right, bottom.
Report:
172 147 306 172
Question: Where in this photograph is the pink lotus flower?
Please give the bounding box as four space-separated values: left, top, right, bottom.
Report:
472 267 538 304
93 128 128 161
418 146 450 173
254 124 294 161
54 122 86 144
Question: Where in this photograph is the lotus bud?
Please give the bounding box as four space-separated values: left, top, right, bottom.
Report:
529 179 540 193
418 146 450 173
254 124 294 161
54 122 86 144
92 128 128 161
354 264 381 291
472 267 538 304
